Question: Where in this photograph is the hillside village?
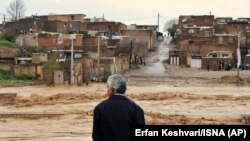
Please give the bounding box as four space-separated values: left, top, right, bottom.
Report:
0 13 250 85
0 13 164 85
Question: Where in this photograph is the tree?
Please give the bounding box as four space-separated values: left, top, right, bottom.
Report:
164 18 178 38
6 0 26 21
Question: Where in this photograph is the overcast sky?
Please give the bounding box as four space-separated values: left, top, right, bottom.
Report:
1 0 250 31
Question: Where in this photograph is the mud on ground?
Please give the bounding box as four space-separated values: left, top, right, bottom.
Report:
0 85 250 141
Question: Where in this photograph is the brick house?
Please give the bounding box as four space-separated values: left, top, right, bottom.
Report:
43 14 86 22
3 14 86 35
179 15 214 39
86 22 127 36
215 21 249 35
128 24 158 30
120 29 156 60
215 17 233 24
3 16 47 36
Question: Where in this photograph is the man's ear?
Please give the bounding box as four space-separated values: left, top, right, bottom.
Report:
111 87 115 93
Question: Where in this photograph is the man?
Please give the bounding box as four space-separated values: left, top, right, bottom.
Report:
92 74 145 141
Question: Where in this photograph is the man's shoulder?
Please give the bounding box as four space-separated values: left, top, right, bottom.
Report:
94 99 109 109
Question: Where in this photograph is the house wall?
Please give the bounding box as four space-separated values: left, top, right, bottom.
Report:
16 34 38 47
0 46 20 57
32 53 48 64
13 65 44 79
245 56 250 65
38 33 58 51
82 36 108 51
179 15 214 28
86 22 127 35
247 32 250 51
114 56 129 74
215 23 249 34
202 58 232 71
180 36 237 58
3 17 46 35
46 21 67 33
120 30 155 54
47 15 85 22
0 63 13 71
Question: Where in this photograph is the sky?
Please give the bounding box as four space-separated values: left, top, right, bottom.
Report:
0 0 250 31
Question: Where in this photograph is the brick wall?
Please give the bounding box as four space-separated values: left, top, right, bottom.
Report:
82 36 108 51
38 33 58 51
121 29 155 53
179 15 214 28
180 36 237 58
47 15 85 22
215 23 248 34
86 22 127 35
3 17 46 35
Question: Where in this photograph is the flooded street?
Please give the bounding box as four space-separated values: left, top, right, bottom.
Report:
143 38 171 74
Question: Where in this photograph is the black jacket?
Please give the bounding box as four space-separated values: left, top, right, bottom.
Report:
92 94 145 141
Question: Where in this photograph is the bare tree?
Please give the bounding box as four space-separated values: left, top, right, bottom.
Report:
164 18 178 38
6 0 26 21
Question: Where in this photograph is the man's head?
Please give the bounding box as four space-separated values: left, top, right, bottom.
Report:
106 74 127 97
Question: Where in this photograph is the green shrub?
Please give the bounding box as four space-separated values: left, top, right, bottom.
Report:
0 40 18 48
0 70 34 80
0 34 19 48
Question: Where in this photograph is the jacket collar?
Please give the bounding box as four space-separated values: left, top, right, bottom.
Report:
109 94 128 100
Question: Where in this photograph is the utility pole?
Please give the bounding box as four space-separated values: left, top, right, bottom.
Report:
3 14 5 25
158 13 160 32
129 40 133 68
97 37 100 81
16 1 18 21
70 34 76 85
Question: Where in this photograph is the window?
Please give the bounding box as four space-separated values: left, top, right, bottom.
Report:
34 21 37 25
188 29 194 34
222 54 228 58
74 53 82 59
108 25 112 30
228 37 234 44
218 36 223 45
204 31 211 37
71 16 75 20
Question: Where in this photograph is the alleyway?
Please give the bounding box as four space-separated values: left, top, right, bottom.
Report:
125 37 250 87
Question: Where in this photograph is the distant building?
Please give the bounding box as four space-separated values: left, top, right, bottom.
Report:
215 17 233 24
128 24 158 30
178 15 214 39
84 17 108 22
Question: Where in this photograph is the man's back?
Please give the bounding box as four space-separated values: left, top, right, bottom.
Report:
92 94 145 141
